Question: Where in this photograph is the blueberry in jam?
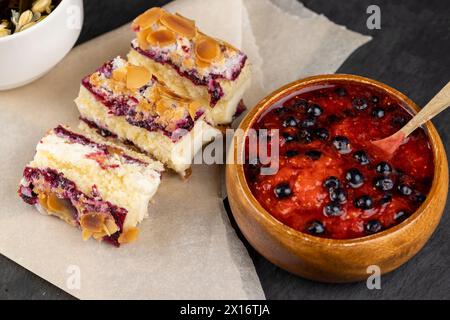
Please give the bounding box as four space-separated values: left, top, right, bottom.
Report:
353 150 370 165
274 183 292 199
315 128 330 141
398 184 413 196
374 177 394 191
329 188 347 204
346 168 364 188
323 176 341 191
365 220 383 234
285 150 299 158
306 221 325 235
323 202 343 217
244 80 434 239
353 97 368 111
305 150 322 160
283 116 298 128
354 195 374 210
372 107 385 118
332 136 352 154
376 162 392 175
307 104 323 117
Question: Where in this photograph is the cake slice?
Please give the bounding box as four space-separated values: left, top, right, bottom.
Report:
75 57 221 177
18 125 164 246
127 7 251 125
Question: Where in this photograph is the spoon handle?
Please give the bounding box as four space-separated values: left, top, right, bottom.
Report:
401 81 450 137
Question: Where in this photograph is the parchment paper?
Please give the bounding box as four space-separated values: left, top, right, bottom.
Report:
0 0 370 299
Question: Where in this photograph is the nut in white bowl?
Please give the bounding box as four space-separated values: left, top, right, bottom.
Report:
0 0 83 90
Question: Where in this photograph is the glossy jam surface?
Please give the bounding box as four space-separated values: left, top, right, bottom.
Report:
244 81 434 239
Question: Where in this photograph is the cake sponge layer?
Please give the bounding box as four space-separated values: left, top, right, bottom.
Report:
76 85 221 176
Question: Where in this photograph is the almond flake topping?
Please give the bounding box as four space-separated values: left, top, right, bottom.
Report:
195 36 222 64
126 65 152 90
118 227 140 244
146 29 176 47
160 11 197 39
132 7 163 30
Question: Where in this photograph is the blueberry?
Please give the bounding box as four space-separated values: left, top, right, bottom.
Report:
307 104 323 117
372 107 385 118
300 117 316 128
298 129 313 143
345 168 364 188
374 177 394 191
274 183 292 199
285 150 299 158
365 220 383 234
332 136 352 154
353 150 370 165
371 95 380 104
293 99 308 109
376 162 392 175
323 202 343 217
397 184 413 196
306 221 325 235
335 87 347 97
354 195 374 210
380 193 392 204
412 193 426 203
305 150 322 160
315 128 329 141
330 188 347 204
394 210 410 222
353 97 368 111
283 132 297 143
392 115 407 127
323 176 340 190
282 116 298 128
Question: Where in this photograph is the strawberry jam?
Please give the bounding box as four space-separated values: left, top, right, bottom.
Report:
244 81 434 239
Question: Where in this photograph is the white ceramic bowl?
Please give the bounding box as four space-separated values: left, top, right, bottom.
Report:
0 0 83 90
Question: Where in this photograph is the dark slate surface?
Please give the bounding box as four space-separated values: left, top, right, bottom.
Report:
1 0 449 300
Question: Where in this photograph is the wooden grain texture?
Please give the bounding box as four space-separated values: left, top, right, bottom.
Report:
1 0 450 299
226 74 449 283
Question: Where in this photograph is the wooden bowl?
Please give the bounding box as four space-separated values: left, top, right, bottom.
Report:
226 74 448 283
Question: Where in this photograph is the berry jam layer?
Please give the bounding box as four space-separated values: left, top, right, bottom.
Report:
80 57 206 142
130 8 248 107
244 81 434 239
19 167 127 246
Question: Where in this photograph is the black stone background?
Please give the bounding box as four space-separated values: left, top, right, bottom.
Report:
1 0 449 300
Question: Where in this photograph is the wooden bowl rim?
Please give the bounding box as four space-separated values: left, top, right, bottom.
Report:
230 73 447 247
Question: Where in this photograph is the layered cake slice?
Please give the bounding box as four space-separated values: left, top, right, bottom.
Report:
127 7 251 125
75 57 221 177
18 125 164 246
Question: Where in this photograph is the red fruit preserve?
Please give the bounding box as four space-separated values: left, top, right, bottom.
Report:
244 81 434 239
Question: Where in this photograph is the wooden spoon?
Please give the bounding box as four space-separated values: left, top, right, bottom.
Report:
372 81 450 157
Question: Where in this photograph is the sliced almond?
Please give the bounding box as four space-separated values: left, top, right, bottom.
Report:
195 37 221 63
82 229 93 241
112 67 128 82
118 227 139 244
160 11 197 39
146 29 176 47
126 65 152 90
132 7 163 30
80 213 105 233
137 28 153 50
157 84 186 102
105 219 119 235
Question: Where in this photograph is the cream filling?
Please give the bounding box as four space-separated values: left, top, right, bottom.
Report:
75 86 222 175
